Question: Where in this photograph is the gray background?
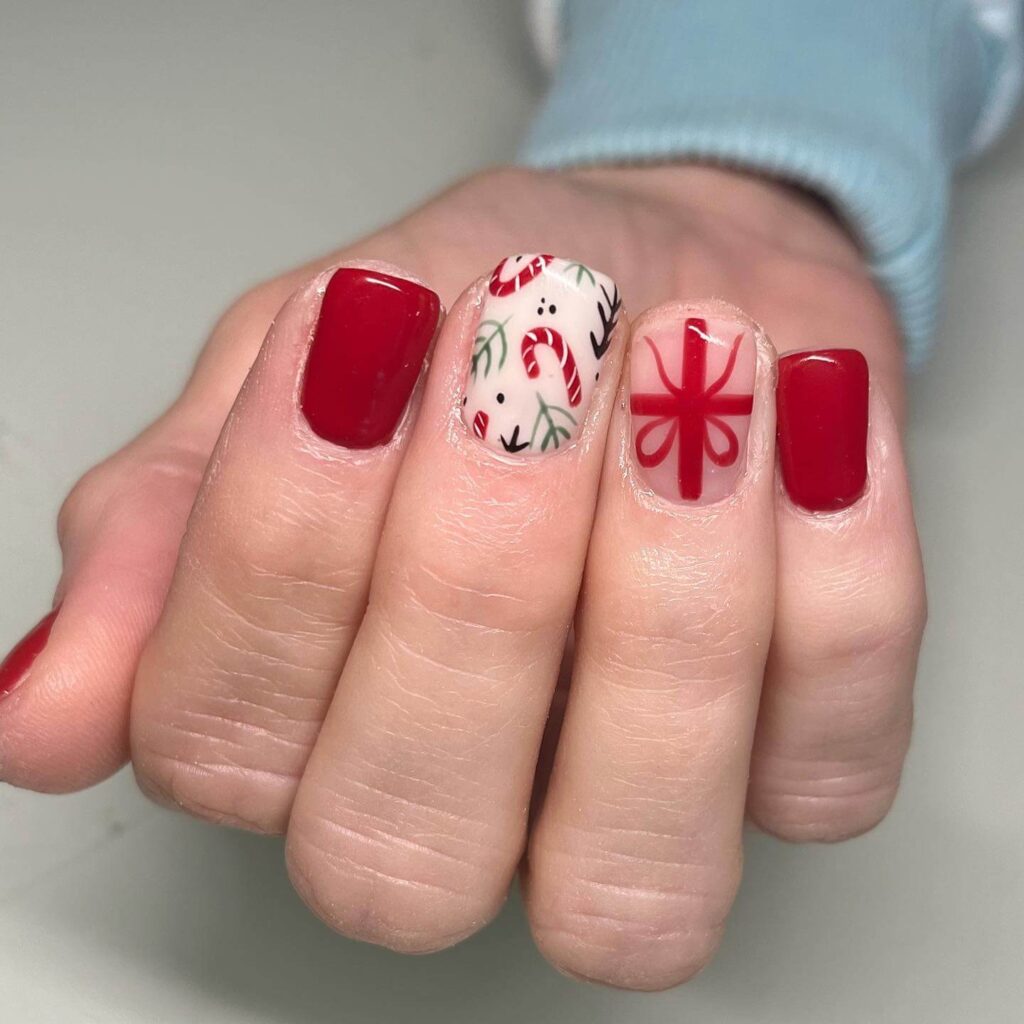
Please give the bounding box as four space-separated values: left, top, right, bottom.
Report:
1 2 1022 1021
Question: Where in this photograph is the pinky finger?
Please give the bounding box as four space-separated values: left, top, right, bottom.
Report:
748 350 927 842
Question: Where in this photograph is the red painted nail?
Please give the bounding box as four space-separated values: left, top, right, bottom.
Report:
776 349 869 512
300 267 440 448
0 608 59 700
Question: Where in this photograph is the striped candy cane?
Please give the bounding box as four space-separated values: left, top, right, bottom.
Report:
488 254 554 297
521 327 583 407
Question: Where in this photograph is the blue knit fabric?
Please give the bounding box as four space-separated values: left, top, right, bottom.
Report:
520 0 1022 368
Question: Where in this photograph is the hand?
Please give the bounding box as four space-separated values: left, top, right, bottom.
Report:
0 166 925 989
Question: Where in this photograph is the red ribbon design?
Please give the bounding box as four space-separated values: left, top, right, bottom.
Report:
630 318 753 500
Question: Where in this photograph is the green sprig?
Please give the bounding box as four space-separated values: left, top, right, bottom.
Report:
471 317 511 379
564 262 596 287
530 393 577 452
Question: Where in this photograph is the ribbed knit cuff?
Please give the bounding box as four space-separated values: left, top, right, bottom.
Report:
520 0 1010 368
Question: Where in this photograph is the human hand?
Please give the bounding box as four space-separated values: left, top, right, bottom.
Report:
0 165 924 989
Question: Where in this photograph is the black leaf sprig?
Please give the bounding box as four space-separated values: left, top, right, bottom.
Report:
590 284 621 360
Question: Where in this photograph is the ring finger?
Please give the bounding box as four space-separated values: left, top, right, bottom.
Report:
526 302 777 990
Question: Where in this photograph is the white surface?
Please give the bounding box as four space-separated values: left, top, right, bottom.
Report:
2 2 1022 1021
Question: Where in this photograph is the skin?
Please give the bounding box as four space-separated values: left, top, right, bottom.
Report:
0 165 925 990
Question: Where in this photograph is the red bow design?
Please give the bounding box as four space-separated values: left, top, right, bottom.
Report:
630 318 753 500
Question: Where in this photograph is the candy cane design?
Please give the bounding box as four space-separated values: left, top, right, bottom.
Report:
521 327 582 407
472 409 489 440
488 254 554 297
462 254 619 456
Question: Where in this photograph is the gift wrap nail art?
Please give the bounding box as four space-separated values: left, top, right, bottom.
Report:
630 315 756 505
462 254 620 455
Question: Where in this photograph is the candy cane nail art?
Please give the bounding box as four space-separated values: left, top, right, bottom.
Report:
630 314 757 504
462 254 621 455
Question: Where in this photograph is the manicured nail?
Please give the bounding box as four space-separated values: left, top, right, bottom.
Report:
630 314 756 503
461 254 620 455
300 267 441 448
0 608 59 701
776 349 869 512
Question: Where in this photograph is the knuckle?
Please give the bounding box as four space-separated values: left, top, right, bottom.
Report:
57 463 115 543
214 277 296 340
530 848 738 991
447 166 543 208
128 443 210 495
193 469 359 605
216 503 311 588
131 721 298 835
589 614 760 699
749 753 907 843
388 536 557 637
584 556 771 702
533 889 727 991
793 566 926 669
285 809 505 953
59 443 208 552
191 274 304 390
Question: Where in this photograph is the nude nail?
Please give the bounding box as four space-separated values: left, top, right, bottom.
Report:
630 314 756 504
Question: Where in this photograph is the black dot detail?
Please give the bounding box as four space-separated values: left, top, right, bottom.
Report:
595 372 600 381
549 304 557 314
497 392 505 404
462 396 467 405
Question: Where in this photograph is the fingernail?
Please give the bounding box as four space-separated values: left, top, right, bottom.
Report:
461 254 620 455
629 314 757 503
776 348 869 512
0 608 59 701
300 267 441 448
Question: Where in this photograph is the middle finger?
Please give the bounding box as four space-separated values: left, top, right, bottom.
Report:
287 255 626 952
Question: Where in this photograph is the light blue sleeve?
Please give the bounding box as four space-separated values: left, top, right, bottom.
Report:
520 0 1023 368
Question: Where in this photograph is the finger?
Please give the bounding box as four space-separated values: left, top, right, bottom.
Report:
526 303 777 990
130 264 441 834
747 346 926 841
0 394 226 791
0 265 318 792
286 255 626 952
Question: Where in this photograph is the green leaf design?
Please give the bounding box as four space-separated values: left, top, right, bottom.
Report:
564 261 596 287
529 393 577 452
471 317 510 379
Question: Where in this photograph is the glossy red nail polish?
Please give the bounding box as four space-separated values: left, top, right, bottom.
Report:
0 608 59 700
777 349 869 512
300 267 440 448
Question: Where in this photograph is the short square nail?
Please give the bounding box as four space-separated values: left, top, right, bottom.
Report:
300 267 441 448
0 608 58 700
776 348 869 512
629 315 757 504
461 254 620 455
